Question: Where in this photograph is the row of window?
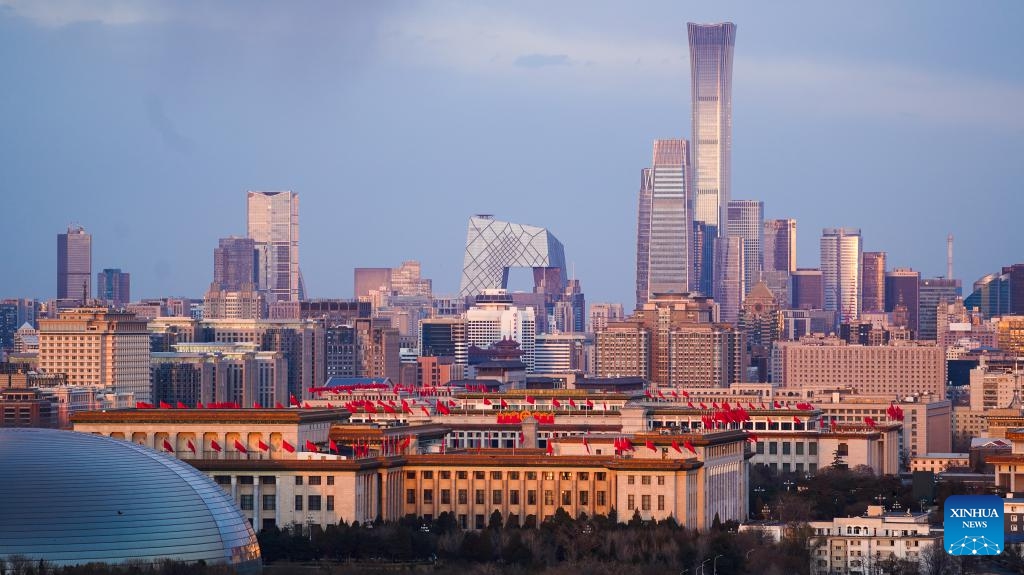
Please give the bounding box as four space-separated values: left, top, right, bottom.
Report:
407 488 606 507
755 441 818 456
626 494 665 511
406 470 608 482
238 493 337 513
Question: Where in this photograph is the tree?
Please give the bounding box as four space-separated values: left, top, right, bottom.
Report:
488 509 503 531
831 447 848 470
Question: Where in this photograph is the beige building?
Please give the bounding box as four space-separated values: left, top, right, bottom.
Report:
809 506 938 575
771 338 946 397
910 453 969 473
594 321 649 379
969 361 1023 411
203 283 267 320
996 316 1024 355
38 307 151 402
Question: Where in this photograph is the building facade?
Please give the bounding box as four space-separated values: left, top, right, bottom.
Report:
213 236 257 292
885 268 920 335
57 225 92 303
791 269 824 311
636 139 692 305
821 228 862 325
458 216 567 299
726 199 763 298
861 252 886 314
247 191 301 302
763 219 796 274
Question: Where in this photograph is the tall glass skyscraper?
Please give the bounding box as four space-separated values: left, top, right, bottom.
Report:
763 219 796 273
714 235 744 324
820 228 862 324
861 251 887 313
57 225 91 302
688 22 736 237
636 139 691 306
247 191 300 302
726 200 763 297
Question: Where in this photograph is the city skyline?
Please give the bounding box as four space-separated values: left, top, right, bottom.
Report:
1 2 1022 307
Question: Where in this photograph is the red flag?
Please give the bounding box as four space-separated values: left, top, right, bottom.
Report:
382 403 397 414
681 390 689 398
747 433 759 443
657 390 665 399
187 439 196 454
252 402 263 409
713 402 720 409
365 402 378 414
402 400 413 414
500 398 509 408
671 390 678 399
864 416 877 428
585 399 594 408
483 398 491 405
303 402 312 409
399 436 411 451
281 440 295 453
305 440 318 452
671 440 682 453
258 439 270 452
645 440 657 452
159 401 172 409
767 417 774 426
525 395 535 405
644 389 653 399
552 398 561 408
290 394 299 406
135 402 154 409
688 401 695 408
773 401 781 408
436 400 450 415
569 398 577 408
327 402 334 409
162 439 174 452
793 416 802 425
329 439 339 453
233 439 248 453
210 440 222 452
582 436 590 453
176 401 187 409
546 441 554 455
748 403 756 410
683 440 696 454
700 402 708 410
197 401 205 409
620 438 633 451
275 402 285 409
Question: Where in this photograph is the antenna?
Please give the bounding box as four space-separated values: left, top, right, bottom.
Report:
946 234 954 280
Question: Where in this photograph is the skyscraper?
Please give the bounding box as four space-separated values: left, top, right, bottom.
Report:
57 225 91 302
636 139 692 305
247 191 300 302
861 252 887 313
820 228 862 324
790 269 824 310
763 219 796 273
726 200 763 297
714 235 744 325
688 22 736 237
885 268 921 334
458 216 566 299
692 221 716 298
213 237 257 292
918 278 962 342
96 269 131 307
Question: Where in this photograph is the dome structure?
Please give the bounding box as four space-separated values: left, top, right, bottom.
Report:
0 428 261 572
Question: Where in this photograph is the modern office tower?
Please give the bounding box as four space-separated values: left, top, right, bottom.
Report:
431 296 466 318
737 282 780 382
635 139 692 305
38 307 151 401
771 339 947 398
151 343 287 408
464 290 537 372
0 304 18 351
247 191 300 302
354 268 392 299
57 225 92 302
714 235 744 325
861 252 886 313
96 268 130 307
202 284 266 320
458 215 567 299
324 325 357 378
763 219 796 273
688 22 736 237
726 200 763 297
885 268 921 334
790 269 824 310
391 261 432 297
964 264 1024 318
534 333 590 373
418 317 468 365
588 303 624 333
820 228 862 324
213 237 257 292
996 316 1024 355
692 221 716 297
936 299 997 349
562 279 586 333
596 293 743 388
918 278 962 342
353 318 401 382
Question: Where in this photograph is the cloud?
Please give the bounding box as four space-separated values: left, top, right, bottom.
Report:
514 53 572 68
0 0 169 27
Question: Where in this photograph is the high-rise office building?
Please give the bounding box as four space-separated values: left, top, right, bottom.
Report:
964 264 1024 319
57 226 92 302
820 228 862 324
763 219 796 273
861 252 886 314
588 303 624 333
391 261 432 298
213 237 257 292
726 200 763 297
636 139 692 305
635 168 652 308
96 269 130 308
918 278 962 342
418 317 468 366
688 22 736 237
458 216 567 299
247 191 300 302
885 268 921 335
692 221 716 298
464 290 537 372
714 236 744 325
354 268 392 300
790 269 824 310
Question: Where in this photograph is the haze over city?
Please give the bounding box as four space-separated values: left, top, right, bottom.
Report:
1 0 1022 306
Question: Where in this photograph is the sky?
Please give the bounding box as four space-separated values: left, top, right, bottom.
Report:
1 1 1022 307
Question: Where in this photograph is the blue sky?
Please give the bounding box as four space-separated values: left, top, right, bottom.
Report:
1 1 1022 306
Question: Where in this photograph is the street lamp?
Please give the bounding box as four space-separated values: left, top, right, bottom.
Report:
699 557 711 575
783 480 794 492
713 554 723 575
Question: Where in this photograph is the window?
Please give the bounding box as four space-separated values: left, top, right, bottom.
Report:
561 490 572 505
327 476 334 486
457 471 468 480
295 495 303 511
458 489 468 505
579 491 589 506
837 443 849 456
769 442 778 455
327 496 334 511
657 476 665 486
441 470 451 479
423 471 433 479
308 496 321 511
756 442 765 454
239 476 254 485
543 472 555 480
628 475 635 485
476 490 485 504
641 476 651 485
658 495 665 511
441 489 451 504
295 476 304 486
240 495 254 511
642 495 651 511
215 475 231 485
491 471 502 480
809 442 818 456
526 471 537 480
544 490 555 505
597 491 606 506
407 489 416 504
528 490 537 505
796 442 804 455
560 472 572 480
782 442 791 455
627 494 635 510
595 472 606 481
510 490 520 505
263 495 276 510
407 471 416 479
508 471 520 480
492 490 502 504
475 514 485 529
458 514 468 529
308 476 322 486
424 489 433 504
474 471 485 480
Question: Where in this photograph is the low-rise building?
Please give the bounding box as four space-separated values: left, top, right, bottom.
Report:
809 505 938 575
910 453 969 473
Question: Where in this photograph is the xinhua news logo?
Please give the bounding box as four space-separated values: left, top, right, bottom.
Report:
944 495 1003 556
